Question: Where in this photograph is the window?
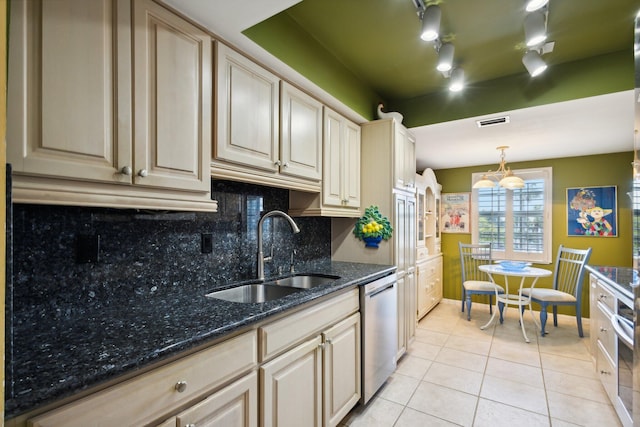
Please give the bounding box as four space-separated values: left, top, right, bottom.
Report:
471 167 552 264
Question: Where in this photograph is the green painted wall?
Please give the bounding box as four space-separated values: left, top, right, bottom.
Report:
434 151 633 318
391 50 634 127
243 13 383 120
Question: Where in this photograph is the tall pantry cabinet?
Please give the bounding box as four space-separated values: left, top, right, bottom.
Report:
332 118 416 360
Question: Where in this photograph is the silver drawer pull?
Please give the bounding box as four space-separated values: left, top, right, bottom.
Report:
175 380 187 393
120 166 132 176
600 370 611 375
600 327 608 332
138 169 148 178
598 293 608 300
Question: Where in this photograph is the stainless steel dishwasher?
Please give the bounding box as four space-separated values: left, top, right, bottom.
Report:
360 272 398 404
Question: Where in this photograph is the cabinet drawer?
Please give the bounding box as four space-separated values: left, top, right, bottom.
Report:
596 303 616 359
596 340 617 404
594 280 616 313
28 331 258 427
259 289 359 361
416 247 429 260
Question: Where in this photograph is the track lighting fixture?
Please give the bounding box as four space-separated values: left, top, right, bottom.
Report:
522 50 547 77
525 0 549 12
449 68 464 92
524 10 547 47
420 5 441 41
436 42 455 72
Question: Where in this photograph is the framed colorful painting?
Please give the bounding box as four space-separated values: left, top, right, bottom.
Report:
567 186 617 237
440 193 471 233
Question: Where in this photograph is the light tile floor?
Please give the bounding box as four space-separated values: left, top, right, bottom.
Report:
340 299 622 427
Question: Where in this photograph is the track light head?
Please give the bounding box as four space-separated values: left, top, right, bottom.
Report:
524 11 547 47
449 68 464 92
437 43 455 72
525 0 549 12
420 5 441 41
522 50 547 77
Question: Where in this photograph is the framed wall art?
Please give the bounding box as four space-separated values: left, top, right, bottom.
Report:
440 192 471 233
567 186 617 237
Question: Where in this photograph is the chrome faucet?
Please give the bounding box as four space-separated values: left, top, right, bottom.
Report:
257 210 300 280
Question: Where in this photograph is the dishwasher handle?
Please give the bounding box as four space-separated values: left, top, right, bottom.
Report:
367 282 396 299
611 313 634 349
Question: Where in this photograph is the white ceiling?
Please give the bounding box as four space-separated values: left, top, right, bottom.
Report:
162 0 636 171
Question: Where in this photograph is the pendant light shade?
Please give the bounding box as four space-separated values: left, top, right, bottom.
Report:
522 50 548 76
472 146 525 190
420 5 441 41
437 43 455 72
449 68 464 92
525 0 549 12
524 11 547 47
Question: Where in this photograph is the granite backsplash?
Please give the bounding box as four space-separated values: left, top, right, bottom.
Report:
6 179 331 403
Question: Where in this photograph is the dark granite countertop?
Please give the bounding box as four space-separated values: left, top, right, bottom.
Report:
6 260 395 418
585 265 637 307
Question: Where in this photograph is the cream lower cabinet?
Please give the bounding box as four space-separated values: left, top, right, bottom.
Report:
8 0 216 211
396 275 407 359
27 332 258 427
416 255 443 319
24 291 360 427
159 371 258 427
261 312 360 427
214 43 322 192
259 290 360 427
589 274 617 404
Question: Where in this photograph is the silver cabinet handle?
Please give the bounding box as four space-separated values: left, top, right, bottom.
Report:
137 169 148 178
175 380 187 393
274 160 282 166
600 370 611 375
120 166 132 176
186 424 196 427
325 338 332 344
600 327 608 332
318 343 325 349
283 162 290 168
598 293 608 300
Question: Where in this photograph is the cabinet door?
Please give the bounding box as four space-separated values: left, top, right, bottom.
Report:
394 193 407 273
323 313 361 427
406 269 416 344
281 82 322 181
393 124 406 189
175 371 258 427
261 336 323 427
7 0 132 182
416 261 428 319
404 132 416 189
133 0 211 192
215 43 279 172
323 108 344 207
343 119 361 208
396 275 407 360
322 108 361 210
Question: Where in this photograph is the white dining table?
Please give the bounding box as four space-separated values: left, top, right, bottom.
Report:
478 264 552 343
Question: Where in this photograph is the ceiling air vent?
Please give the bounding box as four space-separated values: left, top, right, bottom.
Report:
476 116 510 128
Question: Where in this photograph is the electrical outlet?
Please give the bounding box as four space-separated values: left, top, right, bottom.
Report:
201 233 213 254
76 233 100 263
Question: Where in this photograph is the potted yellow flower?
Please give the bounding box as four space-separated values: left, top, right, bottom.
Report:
353 206 393 248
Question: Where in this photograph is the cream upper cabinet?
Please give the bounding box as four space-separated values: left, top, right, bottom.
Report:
322 107 361 210
280 81 323 181
289 107 361 217
7 0 131 182
214 43 321 192
214 42 280 172
132 0 212 192
393 124 416 191
7 0 216 211
416 168 442 259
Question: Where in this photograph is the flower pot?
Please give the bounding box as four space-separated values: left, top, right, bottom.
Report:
363 236 383 248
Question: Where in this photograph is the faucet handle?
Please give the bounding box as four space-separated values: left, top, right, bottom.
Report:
264 246 273 263
290 249 296 273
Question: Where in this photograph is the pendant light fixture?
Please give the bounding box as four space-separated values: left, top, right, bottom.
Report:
472 146 525 189
420 5 441 41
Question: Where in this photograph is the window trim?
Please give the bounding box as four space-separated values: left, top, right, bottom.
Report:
471 166 553 264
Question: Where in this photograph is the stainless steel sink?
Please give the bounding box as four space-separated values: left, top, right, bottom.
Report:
205 284 302 303
271 274 340 289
